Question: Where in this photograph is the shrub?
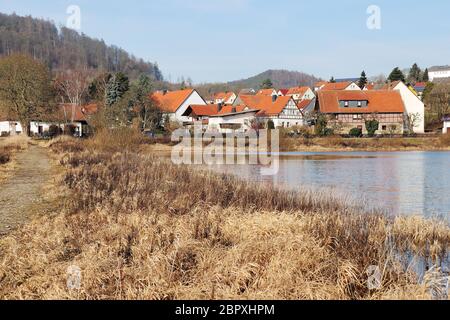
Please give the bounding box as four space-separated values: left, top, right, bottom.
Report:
349 127 363 138
48 125 62 137
267 119 275 130
314 114 328 136
365 120 379 137
0 149 10 164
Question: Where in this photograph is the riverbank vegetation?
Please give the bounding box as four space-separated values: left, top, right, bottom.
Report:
0 136 28 182
1 133 450 300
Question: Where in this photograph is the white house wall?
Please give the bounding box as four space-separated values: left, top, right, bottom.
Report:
208 112 257 134
394 82 425 134
345 83 362 90
443 121 450 134
174 90 206 123
429 69 450 82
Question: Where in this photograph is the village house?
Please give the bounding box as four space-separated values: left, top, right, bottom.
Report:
213 92 237 105
256 88 278 96
296 99 316 116
380 81 425 134
314 81 328 91
277 89 289 96
286 86 315 102
182 104 259 134
413 82 427 100
428 65 450 82
0 104 97 137
443 115 450 134
316 90 406 135
319 81 361 91
153 89 206 124
237 94 304 128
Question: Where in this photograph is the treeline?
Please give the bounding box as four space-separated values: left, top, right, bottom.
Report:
0 12 163 81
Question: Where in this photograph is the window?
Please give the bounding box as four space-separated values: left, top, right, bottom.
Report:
382 125 387 131
344 101 349 107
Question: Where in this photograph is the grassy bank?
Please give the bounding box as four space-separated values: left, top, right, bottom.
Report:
280 135 450 152
0 136 29 182
0 133 450 300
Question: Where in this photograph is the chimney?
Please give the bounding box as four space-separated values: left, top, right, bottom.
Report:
232 107 237 113
163 90 168 95
218 102 223 112
272 95 278 103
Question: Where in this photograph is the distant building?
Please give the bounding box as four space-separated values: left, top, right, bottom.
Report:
238 95 304 128
334 78 360 83
443 115 450 134
286 86 315 101
413 82 427 100
317 90 406 135
381 81 425 134
428 66 450 82
153 89 206 124
256 89 278 96
239 88 256 95
213 92 237 105
277 89 289 96
319 81 361 91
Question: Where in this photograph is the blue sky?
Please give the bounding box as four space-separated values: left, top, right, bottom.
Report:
1 0 450 83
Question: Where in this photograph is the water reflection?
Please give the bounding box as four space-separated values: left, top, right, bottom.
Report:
208 152 450 218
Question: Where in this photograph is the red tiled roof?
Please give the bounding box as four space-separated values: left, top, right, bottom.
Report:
278 89 289 96
296 99 314 110
188 104 220 117
315 81 328 88
317 90 405 114
256 89 276 96
321 82 354 91
60 103 98 122
239 95 295 116
152 89 195 113
286 86 310 96
214 92 235 103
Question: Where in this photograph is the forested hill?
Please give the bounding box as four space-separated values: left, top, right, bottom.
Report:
0 12 163 80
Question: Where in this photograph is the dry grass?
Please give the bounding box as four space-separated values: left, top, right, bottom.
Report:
280 136 450 152
0 135 29 182
0 134 449 300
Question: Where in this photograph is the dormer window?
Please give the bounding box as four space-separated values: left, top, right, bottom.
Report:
344 101 349 107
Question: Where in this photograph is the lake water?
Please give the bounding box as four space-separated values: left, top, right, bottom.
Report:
208 152 450 218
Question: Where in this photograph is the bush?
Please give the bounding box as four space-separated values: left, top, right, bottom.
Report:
349 127 363 138
48 125 62 137
365 120 379 137
0 149 10 164
267 119 275 130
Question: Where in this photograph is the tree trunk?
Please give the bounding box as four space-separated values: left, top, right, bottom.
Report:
20 120 31 137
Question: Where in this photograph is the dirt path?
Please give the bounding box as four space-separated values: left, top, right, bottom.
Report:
0 145 52 235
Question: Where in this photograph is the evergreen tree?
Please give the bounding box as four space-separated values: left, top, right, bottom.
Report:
261 78 274 89
358 71 368 89
329 76 336 83
423 68 429 82
388 67 405 82
105 72 130 106
407 63 422 83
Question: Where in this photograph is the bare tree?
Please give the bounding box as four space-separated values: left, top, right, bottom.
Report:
55 69 95 123
0 54 53 135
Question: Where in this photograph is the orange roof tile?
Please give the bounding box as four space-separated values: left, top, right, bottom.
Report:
188 104 220 117
321 82 354 91
318 90 405 114
152 89 195 113
296 99 314 110
214 92 235 103
256 89 276 96
239 95 295 116
286 86 310 96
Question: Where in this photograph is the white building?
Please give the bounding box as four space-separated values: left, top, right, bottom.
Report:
239 95 304 128
286 87 316 101
153 89 207 124
213 92 237 105
208 109 259 134
0 121 23 136
429 66 450 82
386 81 425 134
443 116 450 134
